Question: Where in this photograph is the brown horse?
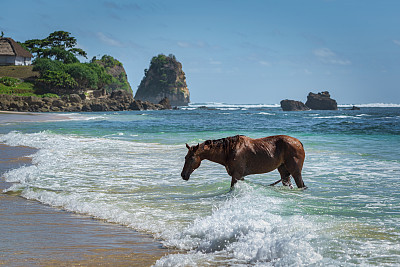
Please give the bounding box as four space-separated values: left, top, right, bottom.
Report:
181 135 306 188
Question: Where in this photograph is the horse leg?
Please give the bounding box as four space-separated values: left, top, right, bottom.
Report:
292 172 306 189
285 157 306 188
277 165 293 189
230 174 243 188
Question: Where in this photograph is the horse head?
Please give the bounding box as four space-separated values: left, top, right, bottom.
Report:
181 143 201 180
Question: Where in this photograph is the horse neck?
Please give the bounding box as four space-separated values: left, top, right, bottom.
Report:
198 145 226 166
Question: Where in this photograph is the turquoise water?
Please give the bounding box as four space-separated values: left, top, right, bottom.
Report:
1 103 400 266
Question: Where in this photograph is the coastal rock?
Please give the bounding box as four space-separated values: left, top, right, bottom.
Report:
134 54 190 106
0 92 172 112
280 99 310 111
158 97 172 110
110 89 133 101
305 91 337 110
68 94 82 103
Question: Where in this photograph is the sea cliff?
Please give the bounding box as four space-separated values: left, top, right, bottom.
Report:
134 54 190 106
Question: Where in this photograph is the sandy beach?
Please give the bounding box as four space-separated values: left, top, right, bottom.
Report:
0 111 73 124
0 143 173 266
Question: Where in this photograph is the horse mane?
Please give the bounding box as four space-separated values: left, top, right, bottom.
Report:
203 135 243 157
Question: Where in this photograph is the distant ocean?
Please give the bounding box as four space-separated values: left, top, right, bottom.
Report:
1 103 399 266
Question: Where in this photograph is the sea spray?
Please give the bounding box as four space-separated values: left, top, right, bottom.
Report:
157 183 322 266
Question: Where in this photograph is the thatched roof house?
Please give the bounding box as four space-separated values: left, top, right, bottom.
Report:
0 37 33 66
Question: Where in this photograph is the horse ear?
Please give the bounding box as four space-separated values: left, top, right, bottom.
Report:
186 143 190 150
193 143 200 151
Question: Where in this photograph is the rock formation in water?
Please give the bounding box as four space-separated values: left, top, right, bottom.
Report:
305 91 337 110
134 54 190 106
280 99 310 111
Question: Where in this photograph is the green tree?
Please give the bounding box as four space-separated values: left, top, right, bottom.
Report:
64 63 98 89
32 58 65 73
24 31 87 63
36 70 78 94
88 62 113 90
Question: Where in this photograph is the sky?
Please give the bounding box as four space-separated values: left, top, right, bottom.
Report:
1 0 400 104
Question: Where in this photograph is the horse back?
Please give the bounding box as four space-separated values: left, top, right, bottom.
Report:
258 135 304 158
231 135 304 176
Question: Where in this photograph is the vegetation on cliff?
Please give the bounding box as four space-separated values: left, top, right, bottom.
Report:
135 54 190 106
91 55 131 93
32 55 130 95
0 31 132 97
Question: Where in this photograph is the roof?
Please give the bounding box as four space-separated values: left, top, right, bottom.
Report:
0 38 33 58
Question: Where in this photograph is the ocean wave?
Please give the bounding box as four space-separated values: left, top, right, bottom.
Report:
184 102 400 110
157 183 322 266
186 102 280 109
0 131 322 265
339 103 400 108
2 128 400 266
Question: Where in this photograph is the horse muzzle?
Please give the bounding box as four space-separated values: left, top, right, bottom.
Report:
181 171 190 181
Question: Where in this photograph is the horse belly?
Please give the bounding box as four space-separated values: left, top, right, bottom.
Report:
244 157 281 176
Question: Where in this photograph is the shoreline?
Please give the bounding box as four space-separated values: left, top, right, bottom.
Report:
0 143 172 266
0 110 73 124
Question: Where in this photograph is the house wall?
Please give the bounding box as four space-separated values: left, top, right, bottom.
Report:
15 56 25 65
24 57 32 65
0 56 32 65
0 55 16 65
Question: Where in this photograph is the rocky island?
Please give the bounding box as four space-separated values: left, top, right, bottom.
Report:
280 91 338 111
305 91 337 110
280 99 310 111
135 54 190 106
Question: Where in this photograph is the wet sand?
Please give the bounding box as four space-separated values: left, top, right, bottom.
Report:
0 111 72 124
0 144 173 266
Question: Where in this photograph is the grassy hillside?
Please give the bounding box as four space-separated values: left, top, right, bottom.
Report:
0 66 39 80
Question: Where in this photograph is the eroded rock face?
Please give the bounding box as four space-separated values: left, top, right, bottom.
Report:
134 54 190 106
305 91 337 110
280 99 310 111
0 91 172 112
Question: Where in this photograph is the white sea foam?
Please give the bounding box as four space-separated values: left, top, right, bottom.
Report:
157 184 322 266
339 103 400 108
186 102 280 110
257 112 275 115
1 131 321 265
313 115 356 119
2 130 400 266
185 102 400 109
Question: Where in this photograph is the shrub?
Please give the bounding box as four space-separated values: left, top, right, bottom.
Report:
40 93 59 98
0 77 20 87
99 55 122 68
64 63 98 89
33 58 65 73
37 70 78 90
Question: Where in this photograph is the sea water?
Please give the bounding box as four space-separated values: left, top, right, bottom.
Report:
1 104 399 266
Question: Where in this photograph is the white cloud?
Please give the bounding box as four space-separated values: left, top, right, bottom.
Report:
209 59 222 65
258 60 270 66
393 40 400 46
96 32 123 47
313 48 351 65
177 41 190 48
177 40 207 48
